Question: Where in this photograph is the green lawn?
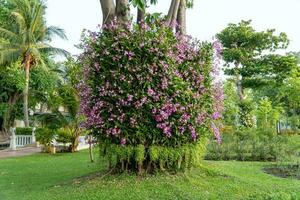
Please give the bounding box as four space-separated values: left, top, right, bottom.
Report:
0 150 299 200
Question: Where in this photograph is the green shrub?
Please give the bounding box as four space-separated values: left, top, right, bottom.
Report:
206 128 297 162
35 128 55 148
16 127 33 135
99 139 207 174
56 126 85 152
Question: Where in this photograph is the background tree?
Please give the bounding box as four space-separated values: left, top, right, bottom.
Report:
0 0 68 127
217 20 291 101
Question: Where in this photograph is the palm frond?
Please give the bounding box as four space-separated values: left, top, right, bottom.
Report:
10 11 26 31
0 47 21 64
37 44 70 58
0 27 18 40
30 3 43 35
45 26 68 40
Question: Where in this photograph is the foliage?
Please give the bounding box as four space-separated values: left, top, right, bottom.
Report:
56 121 86 152
0 0 68 127
222 80 239 126
0 0 68 64
16 127 32 135
256 97 283 129
206 128 298 162
79 20 223 172
99 139 207 173
217 20 291 88
237 100 255 128
0 63 24 129
35 127 55 147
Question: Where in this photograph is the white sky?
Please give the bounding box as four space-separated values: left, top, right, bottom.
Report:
46 0 300 56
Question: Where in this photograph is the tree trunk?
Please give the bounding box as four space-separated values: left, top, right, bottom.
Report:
23 55 31 127
235 62 244 101
100 0 116 25
166 0 181 27
236 74 244 101
116 0 130 26
176 0 186 35
88 134 94 162
137 7 145 23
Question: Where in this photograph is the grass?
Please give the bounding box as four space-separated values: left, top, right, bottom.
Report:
0 150 300 200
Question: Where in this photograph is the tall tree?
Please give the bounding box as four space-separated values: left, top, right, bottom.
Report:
217 20 293 102
0 0 68 127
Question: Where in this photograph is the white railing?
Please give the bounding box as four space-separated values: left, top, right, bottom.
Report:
9 127 36 150
15 135 33 147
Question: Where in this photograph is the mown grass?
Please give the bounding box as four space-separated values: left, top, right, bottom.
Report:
0 150 299 200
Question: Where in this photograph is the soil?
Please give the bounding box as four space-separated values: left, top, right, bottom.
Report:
263 164 300 180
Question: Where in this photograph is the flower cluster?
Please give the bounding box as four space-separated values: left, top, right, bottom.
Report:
79 21 223 147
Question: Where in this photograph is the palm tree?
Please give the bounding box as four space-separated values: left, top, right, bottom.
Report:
0 0 68 127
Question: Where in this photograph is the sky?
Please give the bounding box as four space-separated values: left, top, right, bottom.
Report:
45 0 300 56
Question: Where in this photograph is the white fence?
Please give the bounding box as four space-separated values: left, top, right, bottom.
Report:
8 127 89 151
9 127 36 150
15 135 33 147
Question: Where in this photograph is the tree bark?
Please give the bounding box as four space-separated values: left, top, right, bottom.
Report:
235 62 245 101
23 55 31 127
116 0 130 26
100 0 116 25
176 0 186 35
236 74 244 101
166 0 180 27
137 7 145 23
88 135 94 162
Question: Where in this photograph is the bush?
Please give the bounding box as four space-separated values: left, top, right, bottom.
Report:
16 127 33 135
56 126 85 152
35 128 55 149
206 128 297 162
78 21 223 173
99 139 207 173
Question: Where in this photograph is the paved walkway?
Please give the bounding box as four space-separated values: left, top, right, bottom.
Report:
0 147 42 159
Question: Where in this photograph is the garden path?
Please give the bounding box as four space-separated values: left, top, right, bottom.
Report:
0 147 41 159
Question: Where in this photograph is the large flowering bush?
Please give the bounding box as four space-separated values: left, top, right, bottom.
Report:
78 21 223 173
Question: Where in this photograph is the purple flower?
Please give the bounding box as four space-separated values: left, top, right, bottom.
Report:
180 113 190 124
120 138 126 146
211 123 221 144
188 124 197 141
147 88 156 96
211 111 221 120
179 126 185 135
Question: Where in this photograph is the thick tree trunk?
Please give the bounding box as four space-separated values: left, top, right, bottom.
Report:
100 0 116 25
176 0 186 35
166 0 180 27
116 0 130 26
137 8 145 23
23 56 31 127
